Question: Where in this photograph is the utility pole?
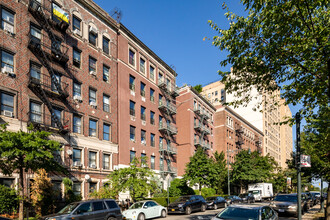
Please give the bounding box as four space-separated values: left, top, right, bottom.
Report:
296 112 302 220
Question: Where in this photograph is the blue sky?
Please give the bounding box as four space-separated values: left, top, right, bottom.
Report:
93 0 326 187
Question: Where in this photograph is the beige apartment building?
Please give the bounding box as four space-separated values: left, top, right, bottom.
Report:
202 81 293 168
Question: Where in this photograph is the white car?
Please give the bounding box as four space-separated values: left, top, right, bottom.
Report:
122 200 167 220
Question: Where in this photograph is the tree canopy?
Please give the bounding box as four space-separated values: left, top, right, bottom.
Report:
209 0 329 119
210 151 227 194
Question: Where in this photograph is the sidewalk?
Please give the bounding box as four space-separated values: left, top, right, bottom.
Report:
303 204 323 220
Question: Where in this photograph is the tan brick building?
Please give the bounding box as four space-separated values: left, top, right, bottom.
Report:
176 85 215 177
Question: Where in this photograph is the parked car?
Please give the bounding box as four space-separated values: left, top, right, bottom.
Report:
42 199 123 220
167 195 207 215
269 194 308 218
224 195 242 204
122 200 166 220
239 193 256 203
205 196 227 209
211 204 278 220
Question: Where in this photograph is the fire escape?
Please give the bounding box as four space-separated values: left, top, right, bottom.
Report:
158 78 178 177
193 106 211 150
235 126 244 149
27 0 70 133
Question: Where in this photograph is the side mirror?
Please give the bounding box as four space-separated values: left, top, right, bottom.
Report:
143 206 148 209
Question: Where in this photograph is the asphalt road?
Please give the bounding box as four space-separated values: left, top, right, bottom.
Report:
165 202 320 220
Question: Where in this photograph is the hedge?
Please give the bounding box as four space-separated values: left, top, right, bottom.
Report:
137 197 180 207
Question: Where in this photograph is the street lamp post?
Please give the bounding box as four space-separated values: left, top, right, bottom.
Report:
227 149 230 196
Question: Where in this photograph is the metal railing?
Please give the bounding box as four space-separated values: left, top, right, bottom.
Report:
158 100 176 115
159 123 177 135
159 143 177 155
28 111 70 132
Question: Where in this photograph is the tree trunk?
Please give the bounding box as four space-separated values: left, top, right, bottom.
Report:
19 167 24 220
326 186 330 220
199 184 202 195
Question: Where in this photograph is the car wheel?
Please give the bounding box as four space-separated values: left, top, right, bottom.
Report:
201 204 206 212
107 218 116 220
137 213 145 220
161 209 167 218
185 206 192 215
214 204 217 210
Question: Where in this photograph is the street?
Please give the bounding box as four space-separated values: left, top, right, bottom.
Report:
165 203 321 220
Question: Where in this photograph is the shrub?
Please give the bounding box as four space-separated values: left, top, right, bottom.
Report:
63 178 81 204
201 188 216 198
169 179 194 197
0 185 18 214
141 197 180 207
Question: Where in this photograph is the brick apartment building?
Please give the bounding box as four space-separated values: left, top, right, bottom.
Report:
117 24 179 189
0 0 119 199
213 106 263 164
176 86 215 177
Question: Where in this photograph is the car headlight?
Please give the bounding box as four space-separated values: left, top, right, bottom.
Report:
208 202 213 205
288 205 297 209
47 218 56 220
178 204 183 207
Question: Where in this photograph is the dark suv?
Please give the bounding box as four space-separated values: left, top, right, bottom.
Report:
167 195 207 215
43 199 123 220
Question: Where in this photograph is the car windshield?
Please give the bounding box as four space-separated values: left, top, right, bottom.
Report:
175 196 190 202
216 207 259 220
58 203 79 214
225 196 233 199
129 202 144 209
274 195 297 202
249 190 260 195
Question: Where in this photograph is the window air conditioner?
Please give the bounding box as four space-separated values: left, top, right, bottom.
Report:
2 110 13 118
89 71 96 76
73 95 82 102
3 23 14 34
91 164 96 169
73 161 81 167
73 29 81 36
90 101 97 107
89 26 98 34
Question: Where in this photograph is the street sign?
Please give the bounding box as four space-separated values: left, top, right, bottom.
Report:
301 155 311 167
287 177 291 185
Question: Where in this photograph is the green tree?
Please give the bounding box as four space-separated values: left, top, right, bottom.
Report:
211 151 227 194
0 124 66 220
209 0 329 120
184 147 215 194
62 178 81 203
30 169 55 217
106 157 157 201
0 185 18 215
193 85 203 93
300 106 330 216
168 178 195 197
231 150 277 193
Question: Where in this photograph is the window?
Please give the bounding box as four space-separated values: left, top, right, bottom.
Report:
150 111 155 125
150 156 155 170
89 182 97 193
159 115 163 127
0 92 14 116
93 201 106 211
159 94 163 104
130 125 135 141
1 9 14 34
141 106 146 121
103 36 110 54
105 201 118 209
72 16 81 32
30 63 41 81
129 75 135 91
103 153 110 169
215 91 218 96
103 123 110 141
89 88 96 105
130 150 136 163
159 137 163 148
158 72 163 83
141 130 146 145
73 182 81 196
140 82 146 97
150 133 155 147
1 51 14 73
129 100 135 116
103 65 110 82
129 49 135 66
141 153 146 164
73 48 81 68
166 78 171 90
30 102 41 122
30 25 41 40
160 157 164 169
89 56 96 73
89 119 97 137
51 72 61 93
73 148 82 165
140 58 145 73
103 94 110 112
73 82 81 97
221 89 225 102
89 151 97 168
51 108 62 128
73 115 82 134
149 66 155 80
150 88 155 102
89 26 97 46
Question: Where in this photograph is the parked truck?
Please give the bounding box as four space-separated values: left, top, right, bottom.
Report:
248 183 273 201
